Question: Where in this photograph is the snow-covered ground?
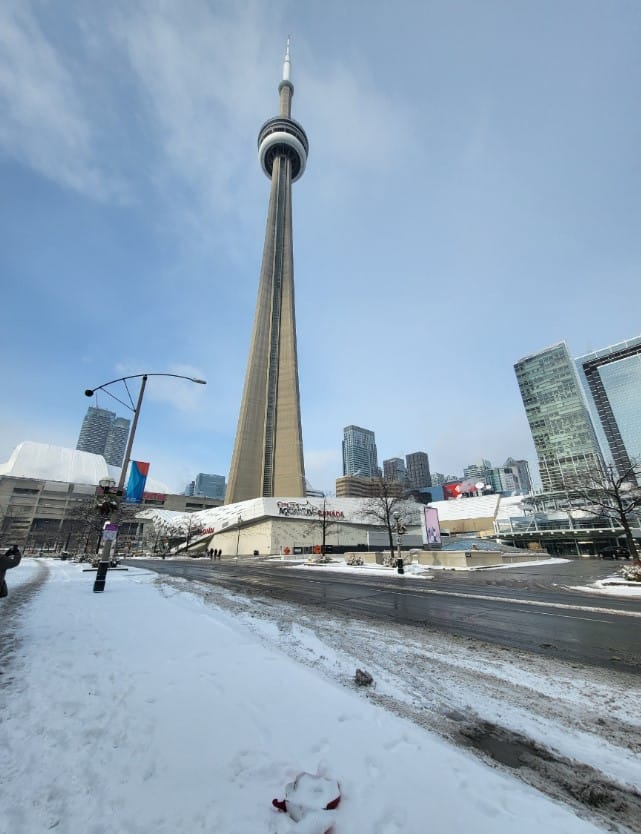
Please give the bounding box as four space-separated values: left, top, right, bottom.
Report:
1 558 640 834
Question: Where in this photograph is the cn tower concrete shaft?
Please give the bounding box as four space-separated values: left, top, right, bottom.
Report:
225 47 308 504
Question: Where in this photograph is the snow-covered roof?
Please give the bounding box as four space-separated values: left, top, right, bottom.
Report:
0 442 113 485
0 441 170 492
428 493 501 521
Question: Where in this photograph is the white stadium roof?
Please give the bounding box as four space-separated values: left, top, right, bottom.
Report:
0 442 170 492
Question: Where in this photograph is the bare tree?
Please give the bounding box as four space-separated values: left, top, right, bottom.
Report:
61 496 103 554
359 478 407 555
299 498 342 556
564 459 641 559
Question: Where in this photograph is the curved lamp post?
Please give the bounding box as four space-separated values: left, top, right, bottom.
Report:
86 372 206 592
392 510 405 573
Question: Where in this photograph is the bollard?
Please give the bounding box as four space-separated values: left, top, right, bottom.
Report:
93 562 109 592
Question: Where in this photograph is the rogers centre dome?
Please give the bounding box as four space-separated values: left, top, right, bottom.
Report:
0 441 169 492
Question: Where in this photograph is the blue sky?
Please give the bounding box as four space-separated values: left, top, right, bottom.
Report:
2 0 640 495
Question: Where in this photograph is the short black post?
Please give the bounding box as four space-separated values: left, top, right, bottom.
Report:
93 561 109 592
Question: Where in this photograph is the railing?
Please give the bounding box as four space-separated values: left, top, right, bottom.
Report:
496 514 641 535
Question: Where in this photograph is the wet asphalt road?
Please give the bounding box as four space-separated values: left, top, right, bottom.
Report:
129 557 641 674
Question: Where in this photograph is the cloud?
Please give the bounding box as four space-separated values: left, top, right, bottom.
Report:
110 0 277 236
0 2 126 200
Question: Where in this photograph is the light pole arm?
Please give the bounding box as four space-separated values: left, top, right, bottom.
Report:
118 374 147 491
86 372 206 400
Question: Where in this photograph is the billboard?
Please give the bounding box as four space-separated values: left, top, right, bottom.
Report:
125 461 150 504
422 506 441 545
442 481 462 500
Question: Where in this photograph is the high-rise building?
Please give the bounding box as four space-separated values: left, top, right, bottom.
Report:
463 459 493 481
383 457 406 483
577 334 641 478
490 458 532 495
76 407 131 468
103 417 129 468
515 342 602 491
406 452 431 489
225 41 308 504
335 475 403 498
342 425 379 477
191 473 226 501
77 407 114 456
430 472 446 486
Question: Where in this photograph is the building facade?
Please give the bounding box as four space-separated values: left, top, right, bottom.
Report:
515 342 602 491
383 457 406 483
577 334 641 478
463 459 493 482
0 474 221 552
405 452 431 489
76 407 131 467
342 425 379 477
497 458 532 495
102 417 130 467
191 473 226 500
225 42 308 504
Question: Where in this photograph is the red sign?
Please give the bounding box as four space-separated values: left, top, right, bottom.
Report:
443 482 462 500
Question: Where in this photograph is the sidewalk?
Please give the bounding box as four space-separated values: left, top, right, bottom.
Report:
1 559 606 834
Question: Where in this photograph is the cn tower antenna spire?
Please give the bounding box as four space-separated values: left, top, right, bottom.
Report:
282 35 291 82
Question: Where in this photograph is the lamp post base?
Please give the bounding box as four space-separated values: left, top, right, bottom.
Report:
93 537 115 592
93 561 109 592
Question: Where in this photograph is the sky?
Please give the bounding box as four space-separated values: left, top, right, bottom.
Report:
4 557 640 832
2 0 641 496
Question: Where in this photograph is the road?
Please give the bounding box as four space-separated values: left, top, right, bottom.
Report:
129 557 641 673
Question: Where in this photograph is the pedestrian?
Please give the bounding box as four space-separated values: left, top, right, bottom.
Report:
208 548 213 560
0 545 22 599
217 549 221 559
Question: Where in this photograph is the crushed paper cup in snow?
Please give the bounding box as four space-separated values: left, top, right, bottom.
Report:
272 772 341 823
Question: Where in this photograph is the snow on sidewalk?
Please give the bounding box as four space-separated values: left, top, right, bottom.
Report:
1 559 606 834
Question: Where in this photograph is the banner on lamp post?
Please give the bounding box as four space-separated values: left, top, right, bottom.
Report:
125 461 150 504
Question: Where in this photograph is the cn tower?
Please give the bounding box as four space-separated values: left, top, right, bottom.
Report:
225 40 308 504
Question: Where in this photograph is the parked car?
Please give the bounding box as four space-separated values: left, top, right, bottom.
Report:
600 545 631 560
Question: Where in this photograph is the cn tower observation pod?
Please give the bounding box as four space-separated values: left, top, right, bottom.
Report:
258 115 309 182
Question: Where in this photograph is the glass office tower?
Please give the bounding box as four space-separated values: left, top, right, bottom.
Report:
577 334 641 478
514 342 602 491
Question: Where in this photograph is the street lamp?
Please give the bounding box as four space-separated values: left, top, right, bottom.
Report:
236 514 242 560
392 510 405 573
86 372 206 592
